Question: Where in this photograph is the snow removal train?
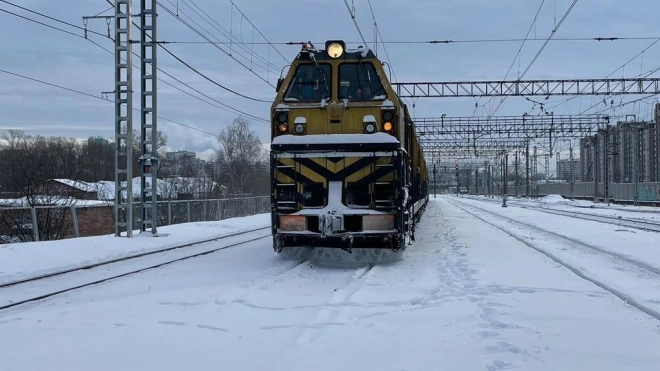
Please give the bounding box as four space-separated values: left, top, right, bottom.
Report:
269 40 429 254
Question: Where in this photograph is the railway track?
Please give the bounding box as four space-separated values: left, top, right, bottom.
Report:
448 198 660 322
465 196 660 233
0 227 272 311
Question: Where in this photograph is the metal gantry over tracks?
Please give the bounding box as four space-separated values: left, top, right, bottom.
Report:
402 78 657 200
393 78 660 98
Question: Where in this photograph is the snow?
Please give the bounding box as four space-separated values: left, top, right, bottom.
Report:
294 116 307 124
0 213 270 285
2 197 660 370
539 194 566 204
381 99 395 108
271 133 400 145
467 194 660 222
362 114 376 123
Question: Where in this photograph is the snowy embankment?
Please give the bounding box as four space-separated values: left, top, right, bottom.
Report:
466 193 660 221
1 198 659 370
450 196 660 318
0 213 270 285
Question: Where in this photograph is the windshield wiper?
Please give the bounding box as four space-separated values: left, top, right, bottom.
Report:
309 54 330 97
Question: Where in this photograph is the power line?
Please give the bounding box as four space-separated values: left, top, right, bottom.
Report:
228 0 288 62
2 4 270 121
165 0 281 75
490 0 579 117
0 8 89 39
0 67 223 138
482 0 545 119
547 39 660 114
0 68 110 100
520 0 579 78
342 0 369 48
0 0 109 39
159 45 272 103
157 0 277 88
162 36 660 45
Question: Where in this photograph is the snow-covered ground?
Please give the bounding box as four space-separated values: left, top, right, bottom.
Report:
0 213 270 285
1 197 660 370
464 193 660 222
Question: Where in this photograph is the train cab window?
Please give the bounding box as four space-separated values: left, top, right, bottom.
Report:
283 64 332 102
338 62 386 101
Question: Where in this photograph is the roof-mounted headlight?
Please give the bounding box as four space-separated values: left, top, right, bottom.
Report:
325 40 345 58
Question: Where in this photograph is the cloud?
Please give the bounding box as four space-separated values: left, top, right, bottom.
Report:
1 0 659 166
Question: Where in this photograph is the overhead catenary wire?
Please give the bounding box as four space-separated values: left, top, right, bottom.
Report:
481 0 545 118
1 4 270 122
342 0 369 49
0 0 109 39
162 36 660 45
159 46 272 103
164 0 282 76
101 0 273 105
0 68 222 138
156 0 277 88
489 0 579 117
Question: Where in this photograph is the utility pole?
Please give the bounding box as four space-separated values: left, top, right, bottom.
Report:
502 153 509 207
95 0 159 237
604 129 610 204
525 143 530 198
455 164 459 197
592 136 599 202
433 163 437 198
138 0 159 236
633 127 640 205
514 151 519 197
112 0 134 237
569 143 574 200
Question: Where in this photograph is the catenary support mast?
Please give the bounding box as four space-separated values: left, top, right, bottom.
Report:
114 0 134 237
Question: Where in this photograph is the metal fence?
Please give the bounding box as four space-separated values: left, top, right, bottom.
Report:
454 180 660 206
534 182 660 204
0 196 270 243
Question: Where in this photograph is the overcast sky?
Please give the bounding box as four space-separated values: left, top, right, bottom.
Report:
2 0 659 169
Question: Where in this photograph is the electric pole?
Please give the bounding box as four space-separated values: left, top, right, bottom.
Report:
138 0 159 236
112 0 134 237
91 0 160 237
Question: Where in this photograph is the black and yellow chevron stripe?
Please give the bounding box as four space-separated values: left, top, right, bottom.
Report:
275 155 398 205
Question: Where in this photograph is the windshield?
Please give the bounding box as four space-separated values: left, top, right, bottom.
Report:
283 63 332 102
338 62 386 101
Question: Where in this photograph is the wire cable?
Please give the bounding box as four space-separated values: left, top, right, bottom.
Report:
482 0 545 119
1 4 269 121
0 68 222 138
163 36 660 45
0 8 89 39
490 0 579 117
159 46 272 103
0 0 109 39
166 0 280 75
157 0 276 88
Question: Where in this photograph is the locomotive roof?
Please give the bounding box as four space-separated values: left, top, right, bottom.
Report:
295 45 377 62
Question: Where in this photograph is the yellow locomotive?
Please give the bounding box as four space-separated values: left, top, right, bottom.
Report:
269 40 428 254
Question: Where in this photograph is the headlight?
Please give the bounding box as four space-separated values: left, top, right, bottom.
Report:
295 124 305 134
327 42 344 58
365 123 376 133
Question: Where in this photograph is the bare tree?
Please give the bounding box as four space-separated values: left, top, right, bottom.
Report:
0 131 83 241
216 116 263 195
